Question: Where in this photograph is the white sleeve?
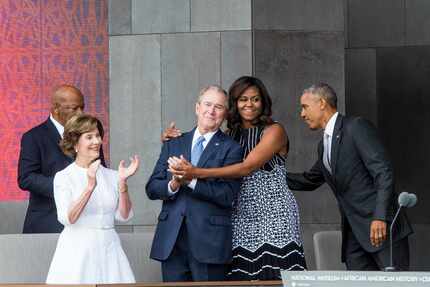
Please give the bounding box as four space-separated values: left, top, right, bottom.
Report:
53 172 72 226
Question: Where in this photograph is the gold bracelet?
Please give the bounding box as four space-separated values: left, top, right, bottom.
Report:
119 184 128 193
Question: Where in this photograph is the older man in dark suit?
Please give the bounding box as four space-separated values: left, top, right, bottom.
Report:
287 83 412 270
146 85 243 281
18 85 104 233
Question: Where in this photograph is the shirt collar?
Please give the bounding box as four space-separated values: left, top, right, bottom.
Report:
50 114 64 138
324 112 338 137
192 128 218 148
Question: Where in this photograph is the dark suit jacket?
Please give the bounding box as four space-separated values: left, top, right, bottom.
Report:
18 118 105 233
287 114 412 259
146 128 243 264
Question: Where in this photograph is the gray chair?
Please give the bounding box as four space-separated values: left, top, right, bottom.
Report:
0 231 161 283
313 230 346 270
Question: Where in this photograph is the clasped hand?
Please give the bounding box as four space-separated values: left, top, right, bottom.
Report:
168 155 194 183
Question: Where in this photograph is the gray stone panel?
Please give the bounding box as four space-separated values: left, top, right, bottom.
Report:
191 0 251 32
409 224 430 270
377 46 430 224
345 48 378 126
161 32 221 130
110 35 162 226
221 31 252 89
406 0 430 45
109 0 131 35
253 0 344 32
301 223 341 270
0 201 27 234
347 0 405 47
132 0 190 34
254 30 344 223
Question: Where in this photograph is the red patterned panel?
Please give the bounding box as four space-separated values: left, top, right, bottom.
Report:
0 0 109 201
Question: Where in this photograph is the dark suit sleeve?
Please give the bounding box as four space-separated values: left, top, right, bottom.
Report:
351 118 394 221
17 132 54 198
190 144 243 209
145 142 174 201
287 159 326 191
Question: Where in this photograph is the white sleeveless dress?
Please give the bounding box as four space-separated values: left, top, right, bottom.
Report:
46 163 135 284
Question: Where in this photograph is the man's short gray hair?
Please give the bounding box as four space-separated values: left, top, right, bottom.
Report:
303 83 337 109
197 85 228 106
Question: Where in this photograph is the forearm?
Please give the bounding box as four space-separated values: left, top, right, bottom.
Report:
118 181 132 219
195 161 252 179
67 186 94 224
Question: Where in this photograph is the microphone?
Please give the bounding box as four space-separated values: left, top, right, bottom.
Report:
385 192 417 271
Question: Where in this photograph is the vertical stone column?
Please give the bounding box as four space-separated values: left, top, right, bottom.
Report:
252 0 346 269
108 0 252 231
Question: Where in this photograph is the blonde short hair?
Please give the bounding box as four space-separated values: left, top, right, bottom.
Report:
60 114 104 157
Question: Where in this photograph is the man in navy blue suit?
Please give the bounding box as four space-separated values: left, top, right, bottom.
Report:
18 84 104 233
146 85 243 282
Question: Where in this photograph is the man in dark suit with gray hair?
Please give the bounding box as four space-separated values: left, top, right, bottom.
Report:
146 85 243 281
287 83 412 270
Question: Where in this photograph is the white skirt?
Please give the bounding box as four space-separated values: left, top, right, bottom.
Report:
46 226 135 284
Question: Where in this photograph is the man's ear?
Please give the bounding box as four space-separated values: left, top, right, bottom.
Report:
195 102 199 115
319 97 327 110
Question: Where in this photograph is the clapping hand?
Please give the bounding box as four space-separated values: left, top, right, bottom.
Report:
168 155 194 182
87 159 101 190
118 155 140 182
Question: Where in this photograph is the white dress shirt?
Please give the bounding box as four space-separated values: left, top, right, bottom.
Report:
50 114 64 138
323 112 339 163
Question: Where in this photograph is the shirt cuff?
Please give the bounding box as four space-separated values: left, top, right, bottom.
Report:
167 179 179 195
187 179 197 190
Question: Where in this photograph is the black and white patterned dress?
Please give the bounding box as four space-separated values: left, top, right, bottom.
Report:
228 126 306 280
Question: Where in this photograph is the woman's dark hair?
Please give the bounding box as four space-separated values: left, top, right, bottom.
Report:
227 76 273 130
60 113 104 158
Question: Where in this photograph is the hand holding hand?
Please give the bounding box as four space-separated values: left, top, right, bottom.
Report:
161 122 182 142
168 155 194 182
87 159 101 190
118 155 140 182
370 220 387 247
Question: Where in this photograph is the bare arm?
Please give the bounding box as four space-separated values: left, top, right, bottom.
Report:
116 155 139 220
66 160 100 224
117 180 132 220
170 123 288 179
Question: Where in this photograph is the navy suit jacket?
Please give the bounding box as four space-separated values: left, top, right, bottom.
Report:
146 128 243 264
287 115 412 260
18 118 105 233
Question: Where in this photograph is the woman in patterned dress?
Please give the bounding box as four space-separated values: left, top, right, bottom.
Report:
167 76 307 280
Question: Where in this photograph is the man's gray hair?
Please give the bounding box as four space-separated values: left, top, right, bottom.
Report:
303 83 337 109
197 85 228 106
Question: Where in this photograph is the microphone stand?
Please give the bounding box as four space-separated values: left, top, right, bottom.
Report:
384 206 402 272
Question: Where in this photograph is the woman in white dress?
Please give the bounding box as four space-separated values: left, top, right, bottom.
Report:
46 113 139 284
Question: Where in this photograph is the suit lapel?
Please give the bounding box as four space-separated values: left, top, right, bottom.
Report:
330 114 343 175
197 130 224 167
181 129 194 162
44 118 74 163
45 118 62 145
